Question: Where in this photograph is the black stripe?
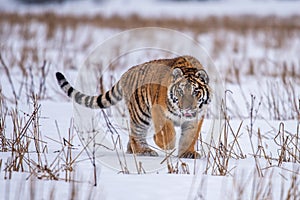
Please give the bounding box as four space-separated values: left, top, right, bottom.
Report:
75 93 85 104
97 94 105 108
141 67 151 112
199 102 203 109
167 100 180 117
129 101 150 126
67 87 73 97
203 86 210 104
135 88 151 118
130 71 151 119
105 91 112 104
111 85 117 98
111 85 122 101
133 121 148 131
136 111 150 126
61 81 68 88
141 87 150 115
144 91 151 114
85 96 90 106
170 85 177 100
89 96 94 107
129 105 140 127
129 106 139 126
56 72 65 81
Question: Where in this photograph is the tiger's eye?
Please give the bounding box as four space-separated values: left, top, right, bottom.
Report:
193 90 199 96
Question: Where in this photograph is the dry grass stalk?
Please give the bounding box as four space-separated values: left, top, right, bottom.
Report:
101 110 130 174
250 170 273 200
0 91 88 182
298 99 300 122
246 95 264 177
3 173 100 199
55 119 101 183
274 122 300 166
285 171 300 200
63 119 75 182
3 98 41 174
264 80 299 120
296 122 300 161
130 140 146 175
203 94 246 176
255 128 272 166
0 89 9 152
166 159 190 175
208 144 235 176
221 92 246 159
0 53 19 106
26 117 100 182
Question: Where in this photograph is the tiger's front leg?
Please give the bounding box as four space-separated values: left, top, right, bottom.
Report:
152 105 176 151
178 117 204 159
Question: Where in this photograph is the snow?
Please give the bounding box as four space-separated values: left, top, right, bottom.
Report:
1 0 300 199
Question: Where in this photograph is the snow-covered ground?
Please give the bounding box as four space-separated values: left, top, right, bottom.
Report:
0 0 300 200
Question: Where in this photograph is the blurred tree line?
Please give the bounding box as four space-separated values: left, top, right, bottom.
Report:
16 0 221 4
16 0 298 5
18 0 67 3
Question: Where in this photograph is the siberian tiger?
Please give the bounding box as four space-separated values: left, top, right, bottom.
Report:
56 56 212 158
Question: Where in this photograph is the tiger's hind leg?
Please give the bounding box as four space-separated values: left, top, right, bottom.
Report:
127 134 158 157
127 116 158 156
125 89 158 156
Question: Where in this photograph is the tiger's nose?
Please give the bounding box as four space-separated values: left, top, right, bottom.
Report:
182 100 194 110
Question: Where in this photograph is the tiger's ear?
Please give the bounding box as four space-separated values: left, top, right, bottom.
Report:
172 68 183 81
195 69 209 84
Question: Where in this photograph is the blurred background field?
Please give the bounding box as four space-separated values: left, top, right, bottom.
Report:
1 0 299 119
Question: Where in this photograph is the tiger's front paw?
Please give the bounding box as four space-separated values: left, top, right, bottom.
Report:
179 151 201 159
137 148 159 157
127 147 159 157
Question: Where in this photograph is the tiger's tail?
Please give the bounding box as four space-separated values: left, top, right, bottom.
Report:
55 72 123 109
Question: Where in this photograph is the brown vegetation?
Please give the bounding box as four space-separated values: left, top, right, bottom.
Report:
1 12 299 35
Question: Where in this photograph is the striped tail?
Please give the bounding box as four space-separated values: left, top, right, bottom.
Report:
55 72 123 109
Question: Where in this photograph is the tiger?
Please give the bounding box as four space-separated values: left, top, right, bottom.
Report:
56 55 212 158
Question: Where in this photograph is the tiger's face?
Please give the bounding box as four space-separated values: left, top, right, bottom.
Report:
168 68 211 120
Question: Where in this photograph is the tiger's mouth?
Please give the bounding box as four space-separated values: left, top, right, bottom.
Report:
181 110 197 118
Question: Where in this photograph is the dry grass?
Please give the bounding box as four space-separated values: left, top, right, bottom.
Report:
0 87 97 183
274 122 300 165
264 79 300 120
1 10 300 199
203 94 245 176
1 12 300 76
1 12 299 35
199 90 300 178
1 11 299 121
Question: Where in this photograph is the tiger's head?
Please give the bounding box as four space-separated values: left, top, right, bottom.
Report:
168 67 212 120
